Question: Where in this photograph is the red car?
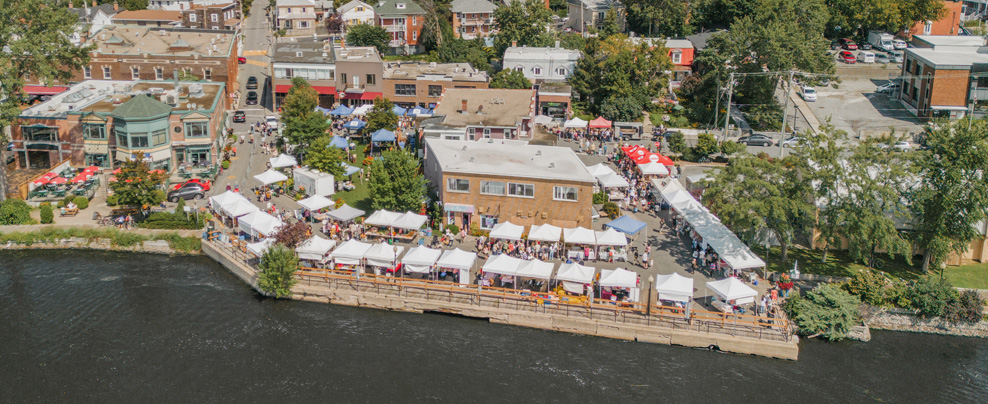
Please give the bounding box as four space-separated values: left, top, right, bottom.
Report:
840 38 858 50
172 178 211 192
838 51 856 64
237 57 247 64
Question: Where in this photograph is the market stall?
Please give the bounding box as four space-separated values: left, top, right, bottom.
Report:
515 259 554 291
554 262 595 296
638 162 670 177
706 277 758 314
238 210 284 239
364 242 405 275
489 221 524 241
562 226 597 260
598 268 640 303
328 239 372 271
527 223 562 242
564 117 588 128
326 203 365 222
296 236 337 266
269 154 298 169
436 248 477 286
254 169 289 187
246 238 275 257
298 194 335 213
481 254 522 288
401 246 442 276
654 272 694 305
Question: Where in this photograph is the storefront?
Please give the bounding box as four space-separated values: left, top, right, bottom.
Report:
443 203 474 229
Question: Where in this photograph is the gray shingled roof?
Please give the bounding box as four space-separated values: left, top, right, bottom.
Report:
451 0 496 14
68 3 118 23
374 0 425 15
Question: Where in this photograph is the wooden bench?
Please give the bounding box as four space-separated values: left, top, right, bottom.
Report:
60 208 79 217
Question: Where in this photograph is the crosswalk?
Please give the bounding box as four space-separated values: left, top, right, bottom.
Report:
244 59 267 67
242 50 268 56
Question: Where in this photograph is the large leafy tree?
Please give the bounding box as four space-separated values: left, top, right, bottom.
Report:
368 148 427 212
303 136 347 178
364 96 398 135
110 159 168 208
281 77 318 121
801 123 852 262
257 244 300 298
570 35 671 121
693 0 756 29
704 155 814 262
625 0 691 37
910 119 988 272
787 284 860 341
825 0 947 37
0 0 93 201
598 8 621 38
489 69 531 89
492 0 553 53
346 23 389 54
437 37 493 72
283 111 329 160
271 220 311 249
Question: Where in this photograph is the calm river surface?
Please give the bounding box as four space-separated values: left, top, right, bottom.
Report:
0 250 985 402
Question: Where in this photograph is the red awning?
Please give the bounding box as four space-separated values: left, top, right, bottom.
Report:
341 92 383 101
23 85 69 96
589 117 612 128
274 85 338 95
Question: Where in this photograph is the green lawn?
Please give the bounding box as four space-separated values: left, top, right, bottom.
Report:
942 263 988 290
334 141 374 213
760 246 924 280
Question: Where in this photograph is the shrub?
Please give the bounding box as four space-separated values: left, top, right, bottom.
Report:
601 201 619 218
362 156 374 166
0 199 34 225
907 277 958 318
73 196 89 210
106 194 119 206
592 192 608 204
174 197 186 216
789 284 860 341
945 290 986 324
63 195 75 207
151 190 166 205
139 211 204 230
258 244 299 298
221 160 231 169
39 204 54 224
445 224 460 235
469 223 485 237
843 269 892 307
720 140 746 156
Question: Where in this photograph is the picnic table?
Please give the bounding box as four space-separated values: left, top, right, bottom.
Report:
52 189 67 198
180 171 193 179
60 207 79 217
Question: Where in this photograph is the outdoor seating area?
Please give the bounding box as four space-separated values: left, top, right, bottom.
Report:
28 166 102 201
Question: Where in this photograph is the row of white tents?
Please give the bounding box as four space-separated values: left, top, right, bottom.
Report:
652 179 766 271
487 222 629 246
210 190 285 238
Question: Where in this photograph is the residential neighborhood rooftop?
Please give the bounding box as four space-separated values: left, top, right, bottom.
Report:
912 35 985 48
383 62 488 82
112 10 183 22
273 36 337 64
503 45 581 61
907 46 988 68
86 26 237 56
433 88 535 128
334 46 382 62
425 138 595 183
374 0 426 15
20 80 224 118
451 0 496 13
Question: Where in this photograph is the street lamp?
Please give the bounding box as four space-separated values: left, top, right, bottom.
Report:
393 246 400 280
647 275 654 317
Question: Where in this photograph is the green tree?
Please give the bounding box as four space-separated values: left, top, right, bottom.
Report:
598 96 644 122
437 37 493 72
802 123 851 262
719 140 746 156
556 32 585 50
281 77 318 121
704 155 814 262
0 199 34 225
789 284 860 341
283 110 330 158
109 159 168 208
692 132 720 159
599 8 621 38
910 119 988 272
257 244 300 298
693 0 756 29
907 276 958 318
304 136 347 178
667 132 687 155
39 203 54 224
492 0 553 53
570 35 672 120
116 0 149 10
346 23 389 53
625 0 690 37
825 0 947 37
368 148 427 212
0 0 93 201
364 96 398 134
490 69 531 89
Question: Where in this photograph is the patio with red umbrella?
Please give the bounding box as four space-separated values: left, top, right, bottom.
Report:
32 176 51 185
49 177 68 185
70 174 90 184
111 168 122 175
83 166 100 173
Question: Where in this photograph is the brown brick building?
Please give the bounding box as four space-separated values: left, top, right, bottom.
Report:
180 3 240 30
383 62 489 108
72 26 240 98
422 88 535 141
900 35 988 120
423 138 595 230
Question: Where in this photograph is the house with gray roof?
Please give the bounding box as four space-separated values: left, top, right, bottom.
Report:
374 0 427 54
67 1 120 44
565 0 624 33
451 0 496 40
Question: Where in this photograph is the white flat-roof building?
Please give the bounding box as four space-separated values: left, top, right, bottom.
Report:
502 44 582 82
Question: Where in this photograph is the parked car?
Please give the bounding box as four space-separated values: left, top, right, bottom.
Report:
172 179 211 192
857 51 876 63
875 52 891 64
779 136 806 148
838 51 856 63
246 91 258 105
892 39 907 50
237 57 246 64
800 86 817 102
246 76 258 90
840 38 858 50
876 81 900 94
266 115 280 129
830 40 841 50
860 42 873 50
737 134 774 147
893 141 912 152
233 110 246 123
889 51 904 63
166 182 205 202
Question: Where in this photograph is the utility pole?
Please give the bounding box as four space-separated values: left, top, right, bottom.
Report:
723 72 735 140
778 70 794 157
713 77 722 132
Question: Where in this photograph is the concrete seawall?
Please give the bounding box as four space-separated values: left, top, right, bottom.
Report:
203 240 800 360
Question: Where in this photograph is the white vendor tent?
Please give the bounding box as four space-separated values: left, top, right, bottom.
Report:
220 199 259 218
528 223 562 242
401 246 442 273
269 154 297 168
296 236 337 263
364 242 405 268
209 190 244 209
555 262 595 284
254 169 289 186
392 211 428 230
246 238 274 257
327 204 365 221
585 163 615 177
238 210 284 237
352 105 373 115
662 189 693 206
597 172 630 188
298 194 335 211
599 268 638 288
654 273 694 303
516 259 554 280
489 221 524 241
638 162 670 176
594 228 628 246
563 226 596 245
437 248 477 271
328 239 372 265
564 117 588 128
707 277 758 305
482 254 522 276
365 209 403 227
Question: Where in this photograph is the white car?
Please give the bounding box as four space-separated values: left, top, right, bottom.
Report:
892 141 912 152
780 136 805 148
800 86 817 102
265 115 280 130
892 39 907 50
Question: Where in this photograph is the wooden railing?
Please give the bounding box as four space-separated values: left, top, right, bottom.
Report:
294 266 795 342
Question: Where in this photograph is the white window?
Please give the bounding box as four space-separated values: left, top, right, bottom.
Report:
480 181 505 195
467 128 475 140
103 66 111 79
131 67 139 80
671 51 682 64
211 14 218 22
514 66 523 72
480 214 498 230
83 67 92 79
299 21 309 28
482 128 491 138
211 26 219 30
924 21 932 35
555 67 566 76
203 69 212 80
532 67 542 76
412 30 417 40
396 3 406 9
189 13 196 22
447 178 470 192
553 186 578 202
155 67 163 80
507 183 534 198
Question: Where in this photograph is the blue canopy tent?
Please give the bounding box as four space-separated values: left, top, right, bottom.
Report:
329 105 354 116
340 162 362 176
344 119 366 130
604 215 648 240
392 105 407 116
328 136 350 149
410 106 432 117
370 129 396 142
316 106 332 115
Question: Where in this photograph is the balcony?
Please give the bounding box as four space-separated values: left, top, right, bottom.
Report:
385 24 403 32
389 39 406 48
460 18 490 26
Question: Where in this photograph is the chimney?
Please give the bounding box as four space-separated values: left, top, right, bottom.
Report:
113 1 118 11
511 40 517 47
477 104 483 114
461 99 467 112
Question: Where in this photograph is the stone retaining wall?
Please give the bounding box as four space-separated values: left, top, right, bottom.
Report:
862 308 988 338
0 237 194 255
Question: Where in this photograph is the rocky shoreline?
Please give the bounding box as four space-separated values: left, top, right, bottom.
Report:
860 305 988 339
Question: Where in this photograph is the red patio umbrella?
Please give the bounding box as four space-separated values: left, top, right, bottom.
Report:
33 177 51 185
49 177 67 185
42 172 58 179
83 166 100 173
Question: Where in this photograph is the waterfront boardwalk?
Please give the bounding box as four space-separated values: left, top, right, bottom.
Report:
203 238 800 360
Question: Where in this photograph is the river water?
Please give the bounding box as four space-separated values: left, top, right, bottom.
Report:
0 250 985 402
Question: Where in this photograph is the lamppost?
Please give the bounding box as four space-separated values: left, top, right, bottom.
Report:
393 246 400 280
647 275 654 318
